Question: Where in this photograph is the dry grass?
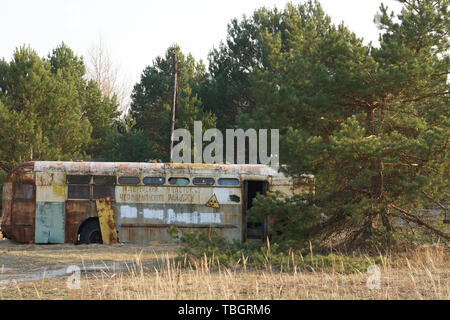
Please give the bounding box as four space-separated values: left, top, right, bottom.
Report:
0 240 179 272
0 242 448 300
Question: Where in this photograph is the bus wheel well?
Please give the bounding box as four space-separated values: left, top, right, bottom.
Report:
77 217 98 234
77 217 102 244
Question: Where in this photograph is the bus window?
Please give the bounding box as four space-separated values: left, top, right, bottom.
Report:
67 175 90 200
93 176 116 185
143 177 165 185
168 177 190 186
193 177 215 186
14 184 34 200
93 176 115 200
218 178 240 186
118 176 140 185
93 186 115 200
68 185 90 199
67 175 91 184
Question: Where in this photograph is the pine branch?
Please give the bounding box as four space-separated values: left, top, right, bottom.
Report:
388 203 449 240
401 90 450 103
421 191 449 212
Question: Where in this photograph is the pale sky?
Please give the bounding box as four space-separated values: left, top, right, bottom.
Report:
1 0 404 102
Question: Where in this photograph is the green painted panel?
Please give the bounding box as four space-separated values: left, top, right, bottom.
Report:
35 202 65 243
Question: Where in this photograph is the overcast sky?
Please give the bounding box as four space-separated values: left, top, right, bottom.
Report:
1 0 404 95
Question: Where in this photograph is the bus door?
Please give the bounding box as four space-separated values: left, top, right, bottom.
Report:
243 180 268 242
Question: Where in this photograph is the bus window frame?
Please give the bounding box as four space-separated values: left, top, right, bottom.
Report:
118 176 141 185
67 175 91 200
143 176 166 186
217 178 241 187
168 177 190 186
192 177 215 186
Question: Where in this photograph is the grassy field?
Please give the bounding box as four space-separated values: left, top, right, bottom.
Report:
0 236 448 300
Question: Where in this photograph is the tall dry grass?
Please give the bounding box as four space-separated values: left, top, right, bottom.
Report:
67 245 449 300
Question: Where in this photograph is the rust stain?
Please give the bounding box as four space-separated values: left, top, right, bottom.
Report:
5 162 35 183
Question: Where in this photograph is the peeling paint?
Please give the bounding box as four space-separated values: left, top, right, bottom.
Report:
199 212 222 224
120 205 138 219
143 208 164 220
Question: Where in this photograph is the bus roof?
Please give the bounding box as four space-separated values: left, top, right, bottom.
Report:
29 161 288 177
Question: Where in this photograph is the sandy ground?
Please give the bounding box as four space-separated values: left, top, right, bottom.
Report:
0 235 180 283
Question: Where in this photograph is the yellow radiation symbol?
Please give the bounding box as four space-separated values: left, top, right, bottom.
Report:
206 194 220 208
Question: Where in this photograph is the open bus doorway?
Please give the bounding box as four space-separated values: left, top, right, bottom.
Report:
243 180 268 242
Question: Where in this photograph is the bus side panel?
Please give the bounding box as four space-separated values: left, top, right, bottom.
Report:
35 172 66 243
35 202 65 243
115 186 242 243
116 203 242 243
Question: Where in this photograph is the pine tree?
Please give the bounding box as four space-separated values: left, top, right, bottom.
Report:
130 45 216 161
0 45 92 167
245 0 449 248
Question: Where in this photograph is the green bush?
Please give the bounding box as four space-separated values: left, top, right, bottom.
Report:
178 229 382 273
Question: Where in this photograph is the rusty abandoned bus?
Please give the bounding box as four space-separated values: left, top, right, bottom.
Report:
1 161 312 244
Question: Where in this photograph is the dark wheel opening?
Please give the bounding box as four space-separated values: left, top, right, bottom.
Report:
79 219 103 244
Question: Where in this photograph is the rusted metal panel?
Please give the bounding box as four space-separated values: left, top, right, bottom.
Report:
115 202 242 243
119 225 239 243
35 172 65 186
10 224 35 244
11 200 35 243
11 201 35 223
96 197 118 244
65 200 92 243
5 162 35 183
1 163 36 243
35 202 65 243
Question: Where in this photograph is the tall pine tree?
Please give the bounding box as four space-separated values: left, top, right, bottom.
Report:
246 0 449 248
